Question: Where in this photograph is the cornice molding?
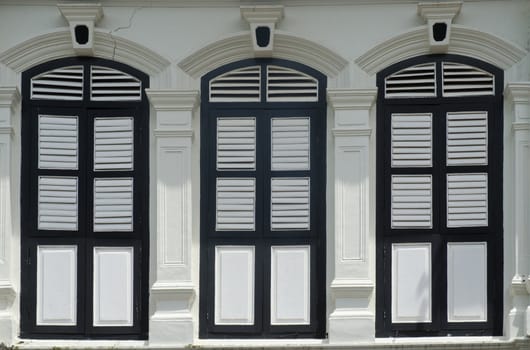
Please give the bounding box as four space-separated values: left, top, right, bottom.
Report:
506 83 530 103
512 122 530 132
178 31 348 78
356 25 527 75
57 3 103 22
240 5 284 24
330 279 374 298
0 87 21 108
0 29 170 75
332 128 372 137
146 89 200 111
417 1 462 21
327 89 377 110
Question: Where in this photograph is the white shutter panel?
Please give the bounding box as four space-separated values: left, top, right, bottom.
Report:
216 178 256 231
271 178 310 231
94 178 134 232
38 176 78 231
391 113 432 167
266 66 318 102
216 117 256 170
94 117 134 171
271 118 310 171
209 66 260 102
442 62 494 97
90 66 142 101
447 173 488 227
38 115 78 170
447 112 488 166
391 175 432 228
385 63 436 98
31 66 83 101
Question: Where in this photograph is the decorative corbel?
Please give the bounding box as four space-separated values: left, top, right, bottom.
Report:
240 5 284 57
418 1 462 53
58 3 103 56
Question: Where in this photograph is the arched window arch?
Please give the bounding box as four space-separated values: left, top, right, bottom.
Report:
376 55 503 337
199 59 326 338
20 57 149 339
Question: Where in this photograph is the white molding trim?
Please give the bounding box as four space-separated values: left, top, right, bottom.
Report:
0 29 171 75
356 25 527 75
178 31 348 78
146 89 200 111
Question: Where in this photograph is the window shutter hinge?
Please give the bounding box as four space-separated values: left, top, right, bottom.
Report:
26 248 31 265
383 311 387 320
206 312 210 321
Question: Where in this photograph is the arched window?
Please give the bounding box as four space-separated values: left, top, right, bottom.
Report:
20 58 149 339
200 59 326 338
376 55 503 336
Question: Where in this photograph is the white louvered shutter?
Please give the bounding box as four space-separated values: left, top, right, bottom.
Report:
38 176 78 231
447 173 488 227
209 66 261 102
217 117 256 170
31 66 83 101
385 63 436 98
271 118 310 171
391 113 432 167
94 117 134 171
93 178 134 232
216 178 256 231
271 178 310 231
90 66 142 101
266 66 318 102
38 115 78 170
391 175 432 228
442 62 494 97
447 112 487 166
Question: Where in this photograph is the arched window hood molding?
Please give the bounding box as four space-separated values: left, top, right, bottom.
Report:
356 25 527 75
178 31 349 79
0 29 171 76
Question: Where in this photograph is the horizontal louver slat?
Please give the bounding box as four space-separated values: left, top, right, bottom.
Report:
271 117 310 171
391 175 432 228
442 62 494 97
94 178 133 231
94 117 134 171
266 66 318 102
210 66 260 102
271 178 310 230
447 173 488 227
385 63 436 98
38 115 78 170
38 176 78 231
217 118 256 170
391 113 432 167
216 178 255 231
31 66 83 100
90 66 142 101
447 112 488 166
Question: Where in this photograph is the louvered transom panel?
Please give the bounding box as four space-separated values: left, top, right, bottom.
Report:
447 173 488 227
271 178 310 231
216 178 256 231
266 66 318 102
38 177 78 231
38 115 78 170
31 66 83 101
391 113 432 167
216 117 256 170
447 112 488 166
90 66 142 101
385 63 436 98
94 117 134 171
271 117 310 171
442 62 494 97
93 178 133 232
210 66 261 102
391 175 432 228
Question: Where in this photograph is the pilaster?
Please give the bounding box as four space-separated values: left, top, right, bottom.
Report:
327 88 376 343
505 82 530 338
0 87 19 345
146 89 199 345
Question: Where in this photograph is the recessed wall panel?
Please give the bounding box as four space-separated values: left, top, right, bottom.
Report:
214 246 255 325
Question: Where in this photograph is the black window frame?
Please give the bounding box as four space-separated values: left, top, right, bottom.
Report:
375 54 504 337
199 58 327 339
20 57 150 340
